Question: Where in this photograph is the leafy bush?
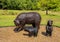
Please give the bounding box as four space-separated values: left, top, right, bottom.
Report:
0 0 60 11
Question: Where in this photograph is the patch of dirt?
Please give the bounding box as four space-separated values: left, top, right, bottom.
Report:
0 26 60 42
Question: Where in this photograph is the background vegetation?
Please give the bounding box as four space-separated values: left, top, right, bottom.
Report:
0 0 60 11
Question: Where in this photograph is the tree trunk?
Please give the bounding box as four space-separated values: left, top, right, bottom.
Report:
46 10 48 15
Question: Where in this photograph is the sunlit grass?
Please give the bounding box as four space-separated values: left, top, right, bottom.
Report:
0 15 16 26
0 10 60 27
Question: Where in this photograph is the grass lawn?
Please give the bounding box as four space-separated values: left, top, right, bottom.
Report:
0 10 60 27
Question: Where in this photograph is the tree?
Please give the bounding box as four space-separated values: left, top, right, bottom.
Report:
38 0 59 15
0 0 60 11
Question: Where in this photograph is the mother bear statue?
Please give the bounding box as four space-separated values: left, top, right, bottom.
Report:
14 12 41 32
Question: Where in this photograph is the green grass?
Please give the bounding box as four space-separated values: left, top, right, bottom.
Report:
0 10 60 27
0 15 16 26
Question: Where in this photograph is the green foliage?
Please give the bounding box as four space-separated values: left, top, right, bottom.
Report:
38 0 60 10
0 0 60 10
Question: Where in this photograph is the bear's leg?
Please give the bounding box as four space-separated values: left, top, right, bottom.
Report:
33 30 38 37
15 26 22 31
34 22 40 36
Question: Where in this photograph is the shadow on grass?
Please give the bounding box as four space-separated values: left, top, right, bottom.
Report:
47 14 56 16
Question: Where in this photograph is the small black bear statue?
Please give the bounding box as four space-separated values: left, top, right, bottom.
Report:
46 20 53 36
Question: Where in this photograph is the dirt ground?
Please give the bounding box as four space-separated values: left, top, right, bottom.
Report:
0 26 60 42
